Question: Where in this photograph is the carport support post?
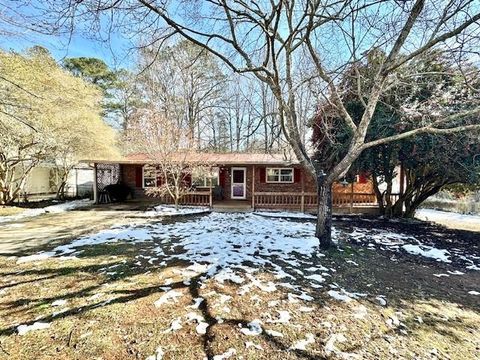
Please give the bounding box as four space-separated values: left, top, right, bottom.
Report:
93 163 98 204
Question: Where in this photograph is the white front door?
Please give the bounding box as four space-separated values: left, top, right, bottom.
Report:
231 167 246 199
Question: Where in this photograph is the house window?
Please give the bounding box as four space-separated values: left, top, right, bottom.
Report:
266 168 294 183
143 165 157 188
192 167 219 188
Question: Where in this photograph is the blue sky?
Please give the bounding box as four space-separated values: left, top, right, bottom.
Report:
1 26 131 70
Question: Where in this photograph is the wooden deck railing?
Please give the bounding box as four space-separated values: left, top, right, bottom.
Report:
158 191 212 207
253 191 378 212
333 192 377 207
254 192 306 209
156 189 388 213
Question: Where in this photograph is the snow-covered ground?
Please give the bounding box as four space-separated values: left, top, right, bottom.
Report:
0 199 93 223
8 210 480 357
348 224 479 268
142 205 210 217
254 211 316 220
416 208 480 226
16 210 480 280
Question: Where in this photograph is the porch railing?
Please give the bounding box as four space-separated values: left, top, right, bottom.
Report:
253 191 378 212
153 189 392 213
158 191 212 207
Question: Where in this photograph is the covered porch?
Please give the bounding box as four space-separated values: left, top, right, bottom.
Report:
89 160 388 214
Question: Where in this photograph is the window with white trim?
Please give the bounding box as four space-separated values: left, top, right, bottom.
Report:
192 167 219 188
266 168 294 183
143 165 157 188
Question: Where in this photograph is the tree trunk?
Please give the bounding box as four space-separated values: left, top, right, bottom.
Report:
315 174 333 249
371 174 385 216
56 169 69 200
384 179 393 217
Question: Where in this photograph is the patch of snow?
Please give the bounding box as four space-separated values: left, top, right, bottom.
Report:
305 274 325 283
468 291 480 295
328 290 353 302
447 270 464 275
154 290 182 307
196 321 209 334
163 318 182 333
189 297 204 309
51 299 67 307
0 199 92 224
254 211 316 220
244 273 277 292
245 341 263 350
265 329 283 337
375 296 387 306
185 312 209 334
144 205 210 217
402 244 451 263
17 252 55 264
415 209 480 225
186 263 213 274
146 346 164 360
215 269 244 284
287 292 313 303
290 333 315 351
212 348 236 360
17 224 154 263
324 333 348 356
433 273 449 278
240 319 263 336
267 311 291 324
17 322 50 335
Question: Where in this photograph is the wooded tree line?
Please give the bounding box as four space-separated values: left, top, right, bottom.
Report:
87 41 308 153
63 41 301 153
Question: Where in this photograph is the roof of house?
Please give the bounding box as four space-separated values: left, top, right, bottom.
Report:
81 152 300 166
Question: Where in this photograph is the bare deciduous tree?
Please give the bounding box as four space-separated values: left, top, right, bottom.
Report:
125 107 208 209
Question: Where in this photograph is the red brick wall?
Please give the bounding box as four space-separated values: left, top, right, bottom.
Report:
121 164 147 198
121 163 373 200
254 165 315 193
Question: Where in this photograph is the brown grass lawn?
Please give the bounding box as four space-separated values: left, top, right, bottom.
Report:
0 210 479 360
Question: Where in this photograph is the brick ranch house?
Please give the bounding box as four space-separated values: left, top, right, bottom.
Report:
84 153 377 213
